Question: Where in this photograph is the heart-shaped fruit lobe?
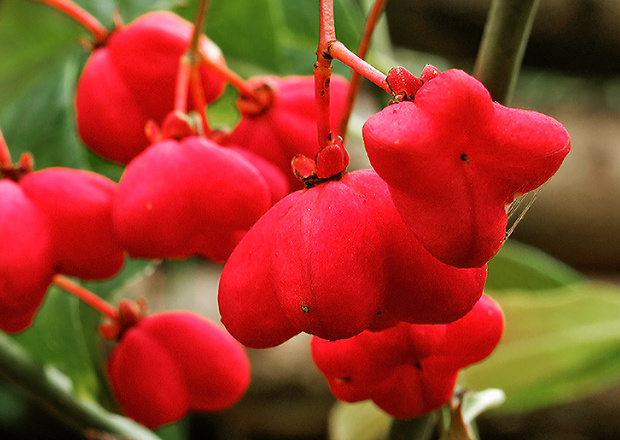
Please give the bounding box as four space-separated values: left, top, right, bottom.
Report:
363 69 570 268
75 11 227 164
0 180 54 332
310 295 504 419
19 168 124 280
106 311 250 428
113 136 273 263
218 169 486 349
224 75 349 189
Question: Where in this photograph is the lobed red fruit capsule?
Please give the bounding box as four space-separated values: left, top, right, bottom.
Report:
0 180 54 332
223 75 349 189
112 136 275 263
218 169 486 349
363 69 570 268
75 11 227 164
106 309 250 429
310 294 504 419
19 168 124 279
0 166 123 332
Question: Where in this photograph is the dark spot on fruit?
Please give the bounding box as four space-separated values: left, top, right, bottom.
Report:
301 305 309 313
460 154 470 164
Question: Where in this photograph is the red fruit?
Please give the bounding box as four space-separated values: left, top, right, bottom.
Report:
75 11 226 164
226 146 290 205
224 75 349 189
0 180 54 332
310 295 504 419
106 311 250 429
113 136 274 263
218 169 486 348
19 168 124 279
363 69 570 268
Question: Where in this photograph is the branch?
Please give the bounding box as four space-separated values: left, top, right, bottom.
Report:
473 0 541 105
0 332 162 440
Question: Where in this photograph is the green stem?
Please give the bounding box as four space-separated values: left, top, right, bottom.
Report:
0 332 162 440
473 0 541 105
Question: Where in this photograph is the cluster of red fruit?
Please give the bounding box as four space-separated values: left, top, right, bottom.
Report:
0 0 571 430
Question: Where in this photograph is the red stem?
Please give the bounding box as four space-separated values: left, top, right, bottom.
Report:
0 128 12 169
174 0 212 132
32 0 108 46
328 40 389 93
315 0 337 150
52 275 119 321
338 0 388 138
201 58 257 100
174 59 191 114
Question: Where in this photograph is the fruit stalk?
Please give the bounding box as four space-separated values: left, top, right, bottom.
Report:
175 0 212 130
52 275 118 321
315 0 337 149
31 0 108 46
328 40 389 94
338 0 389 139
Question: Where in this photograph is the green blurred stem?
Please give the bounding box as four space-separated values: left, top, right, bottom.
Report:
473 0 541 105
0 332 161 440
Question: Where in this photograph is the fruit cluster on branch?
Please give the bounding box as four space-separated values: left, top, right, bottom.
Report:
0 0 570 431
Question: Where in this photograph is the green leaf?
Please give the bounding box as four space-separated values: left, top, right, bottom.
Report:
10 258 155 405
461 281 620 413
329 401 393 440
11 286 100 400
176 0 363 78
485 240 584 291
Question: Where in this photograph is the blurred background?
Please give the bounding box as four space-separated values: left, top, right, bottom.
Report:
1 0 620 439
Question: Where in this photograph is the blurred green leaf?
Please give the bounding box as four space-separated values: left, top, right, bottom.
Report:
485 240 584 291
388 413 437 440
176 0 363 78
11 286 100 400
462 281 620 413
0 56 90 171
10 258 154 405
0 332 163 439
329 400 393 440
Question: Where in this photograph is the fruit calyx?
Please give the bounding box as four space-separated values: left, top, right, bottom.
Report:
145 111 204 144
292 137 350 188
0 153 34 182
99 299 147 341
386 64 442 103
236 80 277 117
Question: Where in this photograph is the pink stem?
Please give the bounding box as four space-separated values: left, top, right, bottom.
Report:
315 0 337 150
0 128 12 169
53 275 119 321
328 40 389 93
338 0 388 138
32 0 108 46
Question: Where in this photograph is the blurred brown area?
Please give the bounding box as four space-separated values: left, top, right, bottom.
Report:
385 0 620 75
